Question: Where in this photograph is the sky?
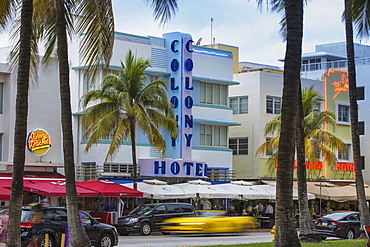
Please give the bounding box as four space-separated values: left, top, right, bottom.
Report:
1 0 368 67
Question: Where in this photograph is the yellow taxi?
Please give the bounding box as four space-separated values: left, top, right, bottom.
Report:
160 210 257 234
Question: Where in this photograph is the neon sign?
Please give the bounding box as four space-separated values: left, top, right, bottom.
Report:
335 162 355 172
332 74 349 99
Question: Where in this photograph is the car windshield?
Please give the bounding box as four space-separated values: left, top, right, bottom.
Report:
197 210 226 217
129 205 156 215
323 212 350 220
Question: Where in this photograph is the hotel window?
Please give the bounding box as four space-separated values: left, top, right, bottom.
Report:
200 124 227 147
200 81 228 106
338 104 350 123
266 96 281 114
338 144 351 161
0 83 3 114
359 121 365 135
229 138 248 155
230 97 248 114
149 74 162 82
357 86 364 100
83 71 101 93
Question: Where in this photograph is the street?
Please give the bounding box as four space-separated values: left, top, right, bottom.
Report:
115 231 273 247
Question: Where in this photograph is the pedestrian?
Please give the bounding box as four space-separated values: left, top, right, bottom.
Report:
257 201 264 215
27 196 47 247
263 202 274 218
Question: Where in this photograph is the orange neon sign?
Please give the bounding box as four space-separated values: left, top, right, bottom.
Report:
274 160 354 172
335 162 355 172
332 74 349 99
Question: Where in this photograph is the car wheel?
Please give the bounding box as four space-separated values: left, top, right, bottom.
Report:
345 229 355 239
140 222 152 236
38 235 55 247
97 233 113 247
118 231 129 236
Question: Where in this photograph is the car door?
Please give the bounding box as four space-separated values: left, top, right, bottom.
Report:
52 209 69 242
150 205 167 230
346 213 361 236
80 211 100 243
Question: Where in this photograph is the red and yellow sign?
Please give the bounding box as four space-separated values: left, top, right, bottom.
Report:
27 129 51 156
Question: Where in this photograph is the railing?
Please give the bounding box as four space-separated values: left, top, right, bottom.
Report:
300 57 370 72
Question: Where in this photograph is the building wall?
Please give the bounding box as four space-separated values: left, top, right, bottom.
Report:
0 53 63 164
230 70 324 180
71 31 236 180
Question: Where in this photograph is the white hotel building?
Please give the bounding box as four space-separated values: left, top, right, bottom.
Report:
0 31 239 183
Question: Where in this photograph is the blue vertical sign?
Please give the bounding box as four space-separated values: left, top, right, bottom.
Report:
165 32 193 160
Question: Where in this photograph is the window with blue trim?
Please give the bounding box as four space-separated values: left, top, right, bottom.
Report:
200 124 227 147
200 81 227 106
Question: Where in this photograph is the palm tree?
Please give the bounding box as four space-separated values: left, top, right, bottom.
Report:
276 1 304 245
259 87 346 171
344 0 370 229
0 0 34 246
259 87 347 245
81 50 178 184
81 50 178 193
3 0 178 245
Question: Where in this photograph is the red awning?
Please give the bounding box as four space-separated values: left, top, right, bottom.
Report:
76 180 143 197
0 187 11 200
0 178 65 188
23 182 99 197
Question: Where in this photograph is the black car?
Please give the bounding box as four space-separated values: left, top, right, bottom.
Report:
3 206 119 247
314 211 361 239
115 203 196 236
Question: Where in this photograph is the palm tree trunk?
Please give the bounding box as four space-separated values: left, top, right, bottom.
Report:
275 0 303 246
55 0 90 246
129 117 138 208
6 1 33 246
296 82 321 243
344 0 370 229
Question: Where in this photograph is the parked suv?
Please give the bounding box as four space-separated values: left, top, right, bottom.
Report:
115 203 196 236
2 206 118 247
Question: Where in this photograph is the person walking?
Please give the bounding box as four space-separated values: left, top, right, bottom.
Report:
27 196 47 247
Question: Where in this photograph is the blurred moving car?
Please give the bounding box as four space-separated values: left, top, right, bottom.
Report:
115 203 196 236
1 206 119 247
313 211 361 239
160 210 257 234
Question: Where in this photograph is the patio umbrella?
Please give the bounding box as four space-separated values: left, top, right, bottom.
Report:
256 184 316 200
123 179 195 199
212 181 273 200
0 187 11 200
76 180 143 197
306 182 357 202
23 181 100 197
173 179 236 199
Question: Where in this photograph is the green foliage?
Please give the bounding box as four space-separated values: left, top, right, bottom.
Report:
81 50 178 160
257 86 346 171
